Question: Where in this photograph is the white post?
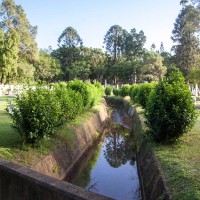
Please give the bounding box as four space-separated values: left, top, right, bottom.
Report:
195 84 198 97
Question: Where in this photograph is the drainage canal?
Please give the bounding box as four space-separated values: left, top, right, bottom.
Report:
65 109 141 200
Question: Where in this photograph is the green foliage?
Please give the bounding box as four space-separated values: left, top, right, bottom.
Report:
129 84 140 103
9 81 104 144
105 86 112 96
67 79 92 109
34 50 61 82
0 30 20 83
171 4 200 76
113 88 121 96
142 50 167 81
58 26 83 47
145 71 198 143
119 84 131 97
136 82 156 108
10 86 63 144
0 0 38 63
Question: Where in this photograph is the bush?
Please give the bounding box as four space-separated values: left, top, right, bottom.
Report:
105 86 112 96
67 80 92 110
129 84 140 103
54 85 84 121
136 83 156 108
10 86 63 144
113 88 121 96
145 71 198 143
9 81 104 144
120 84 130 97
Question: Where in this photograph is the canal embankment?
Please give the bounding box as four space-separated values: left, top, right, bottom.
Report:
0 97 173 200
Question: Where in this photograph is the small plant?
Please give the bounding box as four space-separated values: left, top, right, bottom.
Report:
105 86 112 96
145 71 198 143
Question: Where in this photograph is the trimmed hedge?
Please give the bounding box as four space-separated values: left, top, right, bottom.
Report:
145 72 198 143
9 81 104 144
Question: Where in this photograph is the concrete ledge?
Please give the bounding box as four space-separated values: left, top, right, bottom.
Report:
0 158 112 200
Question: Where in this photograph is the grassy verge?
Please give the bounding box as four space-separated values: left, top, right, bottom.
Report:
0 96 99 167
153 103 200 200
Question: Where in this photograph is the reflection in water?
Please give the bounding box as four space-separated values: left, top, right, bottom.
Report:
66 109 141 200
104 126 135 168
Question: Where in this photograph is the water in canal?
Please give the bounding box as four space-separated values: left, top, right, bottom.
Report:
65 109 141 200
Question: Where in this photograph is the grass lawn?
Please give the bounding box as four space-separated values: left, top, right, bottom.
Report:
0 96 21 159
153 102 200 200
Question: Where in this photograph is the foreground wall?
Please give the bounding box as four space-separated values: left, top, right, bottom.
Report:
105 97 172 200
0 158 111 200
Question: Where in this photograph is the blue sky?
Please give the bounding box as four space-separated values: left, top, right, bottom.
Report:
13 0 182 52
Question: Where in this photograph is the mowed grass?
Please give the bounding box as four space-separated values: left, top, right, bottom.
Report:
0 96 21 159
154 102 200 200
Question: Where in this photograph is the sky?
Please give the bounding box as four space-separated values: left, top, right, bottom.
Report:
13 0 182 52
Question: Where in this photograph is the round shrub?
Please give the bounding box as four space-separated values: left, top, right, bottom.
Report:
11 86 63 144
145 71 198 143
113 88 121 96
105 86 112 96
120 84 130 97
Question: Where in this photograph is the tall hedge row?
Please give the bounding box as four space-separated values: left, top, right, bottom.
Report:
9 81 104 144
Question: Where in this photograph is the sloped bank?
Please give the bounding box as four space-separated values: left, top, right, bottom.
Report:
32 100 109 180
105 97 172 200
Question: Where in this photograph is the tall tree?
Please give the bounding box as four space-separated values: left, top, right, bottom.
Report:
171 2 200 76
142 51 167 81
159 42 165 53
104 25 124 62
150 43 156 51
123 29 146 61
0 0 38 63
57 26 83 47
0 29 20 83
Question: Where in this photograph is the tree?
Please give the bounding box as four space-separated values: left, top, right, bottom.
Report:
34 50 61 82
142 51 167 81
159 42 165 53
104 25 125 62
123 29 146 61
0 0 38 63
58 26 82 47
150 43 156 51
171 3 200 76
0 29 20 83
